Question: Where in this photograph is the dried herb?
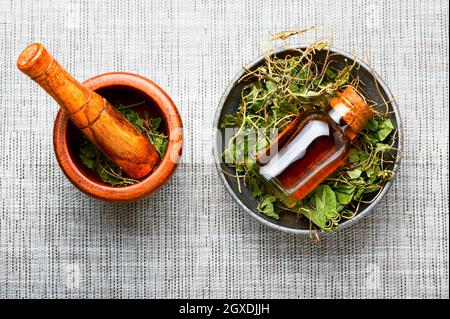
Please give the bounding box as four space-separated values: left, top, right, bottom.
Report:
79 101 168 186
221 30 397 233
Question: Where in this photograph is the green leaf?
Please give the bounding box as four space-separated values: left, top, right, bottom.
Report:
151 136 165 156
335 183 356 194
79 154 96 170
336 202 346 212
135 119 144 131
335 65 352 87
365 132 379 143
272 76 281 83
349 149 361 163
249 176 264 197
155 138 168 157
278 100 299 115
366 119 379 131
365 118 394 143
347 168 362 179
335 183 356 205
306 185 338 229
377 118 394 141
221 114 239 128
288 83 301 93
236 165 245 174
365 166 378 177
364 185 381 194
121 108 139 122
315 185 337 214
251 99 262 111
364 166 379 184
325 68 337 79
266 80 278 92
247 83 265 111
296 68 309 81
336 192 353 205
96 165 109 182
79 142 99 159
258 195 279 220
311 94 330 107
353 187 365 200
150 117 162 130
348 149 368 164
121 108 146 132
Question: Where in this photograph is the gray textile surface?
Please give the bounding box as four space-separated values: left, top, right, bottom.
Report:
0 0 448 299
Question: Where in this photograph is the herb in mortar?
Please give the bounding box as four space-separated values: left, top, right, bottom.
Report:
221 31 398 234
79 101 168 186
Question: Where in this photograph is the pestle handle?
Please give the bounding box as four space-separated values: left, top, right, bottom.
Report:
17 43 159 179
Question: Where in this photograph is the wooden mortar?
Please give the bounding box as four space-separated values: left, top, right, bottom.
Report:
18 44 183 201
17 43 159 179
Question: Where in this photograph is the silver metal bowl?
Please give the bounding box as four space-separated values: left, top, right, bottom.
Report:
213 46 403 234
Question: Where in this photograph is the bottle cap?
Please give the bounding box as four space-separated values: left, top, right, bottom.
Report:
328 86 375 140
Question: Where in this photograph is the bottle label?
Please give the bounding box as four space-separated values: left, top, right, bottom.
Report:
259 120 330 179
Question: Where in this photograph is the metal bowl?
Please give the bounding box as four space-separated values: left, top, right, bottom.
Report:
213 46 402 234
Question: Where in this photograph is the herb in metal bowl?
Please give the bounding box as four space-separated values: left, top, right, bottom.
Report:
221 30 398 235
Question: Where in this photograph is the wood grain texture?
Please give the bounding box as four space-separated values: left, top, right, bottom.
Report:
53 72 183 201
17 43 159 179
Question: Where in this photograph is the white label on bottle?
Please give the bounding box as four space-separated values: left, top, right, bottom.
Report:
259 120 330 179
328 102 350 124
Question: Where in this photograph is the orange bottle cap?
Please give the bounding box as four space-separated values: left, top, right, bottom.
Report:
328 86 375 140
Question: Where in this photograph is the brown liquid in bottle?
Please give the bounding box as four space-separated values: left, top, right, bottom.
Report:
255 87 374 207
257 112 350 207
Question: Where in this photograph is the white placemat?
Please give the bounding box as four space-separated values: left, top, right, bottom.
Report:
0 0 448 298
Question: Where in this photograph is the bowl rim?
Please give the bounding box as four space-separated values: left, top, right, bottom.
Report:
54 72 183 202
213 46 403 235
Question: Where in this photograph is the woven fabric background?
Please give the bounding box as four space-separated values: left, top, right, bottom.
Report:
0 0 448 299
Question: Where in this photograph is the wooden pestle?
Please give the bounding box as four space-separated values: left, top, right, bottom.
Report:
17 43 159 179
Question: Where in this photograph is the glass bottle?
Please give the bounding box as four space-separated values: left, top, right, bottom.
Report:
256 86 375 208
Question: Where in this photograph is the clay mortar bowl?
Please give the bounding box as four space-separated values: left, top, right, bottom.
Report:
54 72 183 202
